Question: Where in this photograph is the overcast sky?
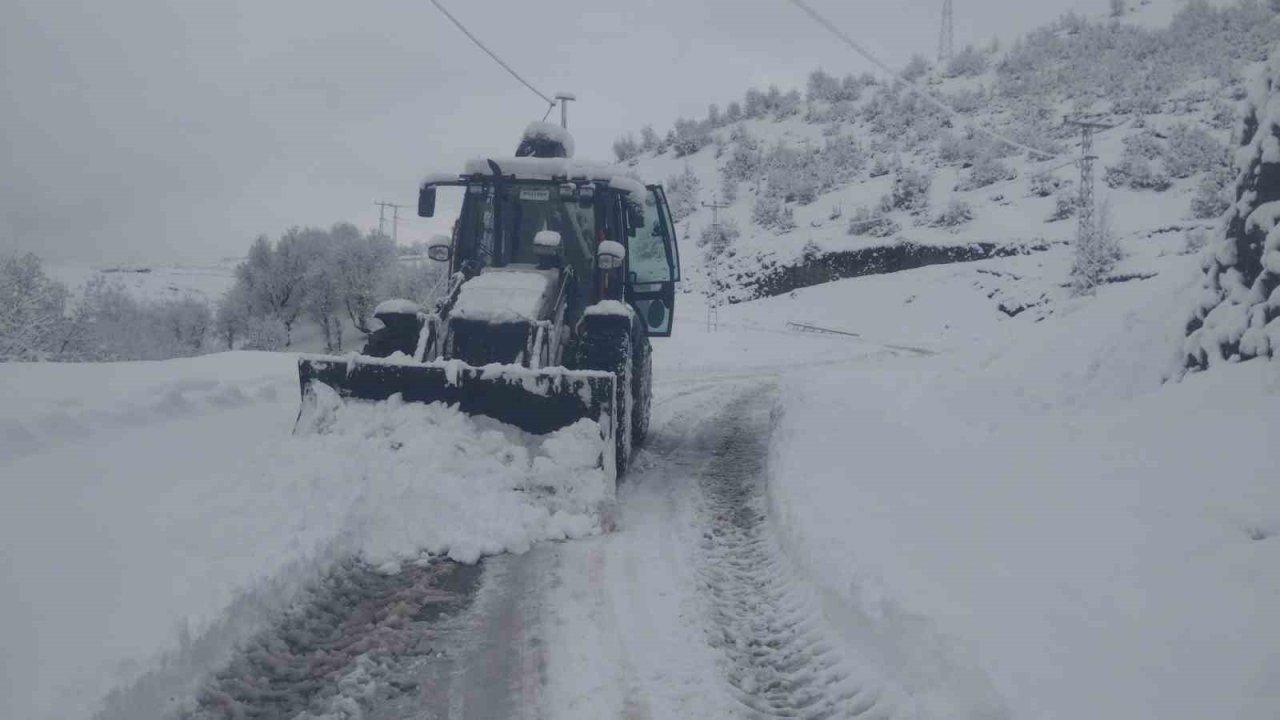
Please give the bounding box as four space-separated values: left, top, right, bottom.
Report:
0 0 1099 266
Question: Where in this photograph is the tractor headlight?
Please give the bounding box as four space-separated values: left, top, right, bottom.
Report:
597 240 626 270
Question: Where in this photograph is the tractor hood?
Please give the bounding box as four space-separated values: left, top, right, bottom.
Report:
450 265 559 325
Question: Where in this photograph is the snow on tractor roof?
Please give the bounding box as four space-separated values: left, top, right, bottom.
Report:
520 121 575 158
453 156 648 203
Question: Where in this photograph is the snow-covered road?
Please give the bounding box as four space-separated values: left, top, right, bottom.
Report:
157 342 898 720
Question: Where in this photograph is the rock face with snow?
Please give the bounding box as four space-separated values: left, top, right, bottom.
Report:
1185 42 1280 369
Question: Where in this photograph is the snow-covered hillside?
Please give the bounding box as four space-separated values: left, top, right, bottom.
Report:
617 0 1277 304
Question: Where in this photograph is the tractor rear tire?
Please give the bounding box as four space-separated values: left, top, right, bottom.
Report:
631 333 652 449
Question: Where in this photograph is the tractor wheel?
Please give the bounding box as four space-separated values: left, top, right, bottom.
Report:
578 321 633 480
631 333 652 449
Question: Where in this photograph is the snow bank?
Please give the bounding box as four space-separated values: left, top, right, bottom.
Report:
765 257 1280 719
0 353 609 720
450 266 556 323
0 351 292 462
292 383 610 565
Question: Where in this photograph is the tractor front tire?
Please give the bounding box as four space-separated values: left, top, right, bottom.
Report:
578 320 633 480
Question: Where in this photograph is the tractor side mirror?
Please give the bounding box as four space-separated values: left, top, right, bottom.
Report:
627 203 645 229
427 234 451 262
418 186 437 217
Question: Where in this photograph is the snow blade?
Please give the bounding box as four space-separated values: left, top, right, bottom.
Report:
296 355 617 471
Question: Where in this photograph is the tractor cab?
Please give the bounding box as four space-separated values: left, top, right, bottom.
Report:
417 124 681 348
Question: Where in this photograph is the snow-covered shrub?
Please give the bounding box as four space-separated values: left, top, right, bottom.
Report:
1183 226 1211 255
665 166 702 222
943 88 985 114
1190 165 1235 219
806 69 841 103
888 167 933 212
1029 170 1062 197
671 118 711 158
934 200 975 228
1162 123 1229 178
722 127 763 182
937 130 984 166
243 315 288 351
612 134 640 162
1049 191 1077 222
1105 136 1174 191
945 45 989 78
722 177 739 204
1110 0 1125 18
1070 200 1122 294
958 156 1017 191
847 206 900 238
1184 44 1280 368
699 220 741 263
752 195 796 233
0 252 70 361
901 54 929 82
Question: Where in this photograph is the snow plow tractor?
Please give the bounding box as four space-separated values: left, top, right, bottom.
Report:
297 123 681 483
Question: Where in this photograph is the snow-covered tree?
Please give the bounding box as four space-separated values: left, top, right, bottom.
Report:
639 125 660 152
0 253 69 361
665 166 702 222
1110 0 1125 18
946 45 989 78
752 194 796 233
612 134 640 162
1184 44 1280 368
214 282 252 350
887 167 933 213
334 227 396 336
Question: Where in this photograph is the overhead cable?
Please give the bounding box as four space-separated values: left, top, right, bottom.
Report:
428 0 556 109
785 0 1057 161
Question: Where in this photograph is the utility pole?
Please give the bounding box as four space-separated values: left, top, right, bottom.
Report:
938 0 954 65
554 91 576 129
1065 118 1114 248
374 201 406 243
701 197 729 227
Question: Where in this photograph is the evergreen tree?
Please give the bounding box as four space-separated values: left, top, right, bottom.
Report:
1184 44 1280 369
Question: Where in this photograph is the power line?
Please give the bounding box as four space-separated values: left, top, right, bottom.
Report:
427 0 556 110
784 0 1057 161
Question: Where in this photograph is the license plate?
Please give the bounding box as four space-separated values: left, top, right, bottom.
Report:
519 188 551 201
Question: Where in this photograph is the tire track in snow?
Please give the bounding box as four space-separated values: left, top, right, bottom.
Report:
182 558 484 720
694 390 897 720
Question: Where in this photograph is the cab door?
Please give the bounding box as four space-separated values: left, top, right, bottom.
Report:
625 185 681 337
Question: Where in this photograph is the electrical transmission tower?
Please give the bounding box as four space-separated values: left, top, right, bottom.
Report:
374 201 407 244
1065 118 1114 248
938 0 954 65
701 195 730 332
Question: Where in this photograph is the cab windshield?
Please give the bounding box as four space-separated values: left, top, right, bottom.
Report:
457 181 595 268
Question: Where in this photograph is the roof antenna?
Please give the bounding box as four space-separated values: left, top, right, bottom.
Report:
554 92 576 129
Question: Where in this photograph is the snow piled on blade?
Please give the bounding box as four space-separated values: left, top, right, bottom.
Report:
293 383 609 565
